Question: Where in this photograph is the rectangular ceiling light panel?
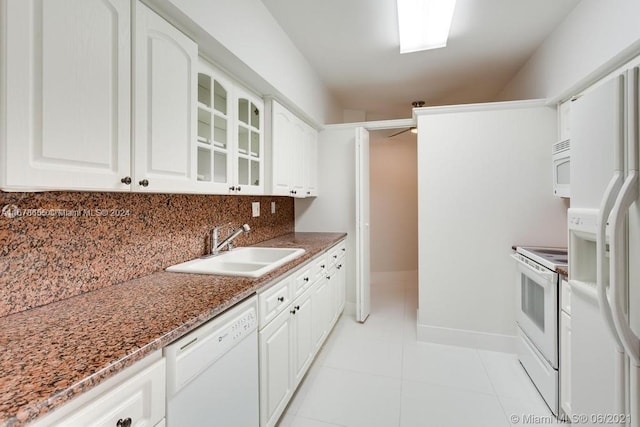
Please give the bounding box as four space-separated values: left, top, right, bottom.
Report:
397 0 456 53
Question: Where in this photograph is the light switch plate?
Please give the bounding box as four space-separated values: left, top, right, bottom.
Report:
271 201 276 214
252 202 260 217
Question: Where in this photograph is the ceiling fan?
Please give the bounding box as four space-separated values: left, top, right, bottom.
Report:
387 101 425 137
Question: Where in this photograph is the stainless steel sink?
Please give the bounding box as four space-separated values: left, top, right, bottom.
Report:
166 247 306 278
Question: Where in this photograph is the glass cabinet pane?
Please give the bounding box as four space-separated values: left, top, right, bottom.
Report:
213 81 227 115
238 126 249 154
197 108 211 144
250 131 260 157
197 147 212 182
214 151 227 183
198 73 211 107
238 98 249 124
251 102 260 129
250 160 260 186
214 116 227 148
238 157 249 185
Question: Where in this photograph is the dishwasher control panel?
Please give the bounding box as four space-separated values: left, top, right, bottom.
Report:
164 296 258 396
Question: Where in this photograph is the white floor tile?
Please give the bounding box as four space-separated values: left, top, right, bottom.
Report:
402 341 495 395
297 366 402 427
289 416 347 427
400 379 510 427
498 395 561 426
478 350 545 401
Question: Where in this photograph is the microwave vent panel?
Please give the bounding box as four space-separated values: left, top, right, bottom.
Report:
552 139 570 154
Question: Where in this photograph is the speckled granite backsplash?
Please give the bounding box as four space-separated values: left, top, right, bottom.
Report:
0 192 294 317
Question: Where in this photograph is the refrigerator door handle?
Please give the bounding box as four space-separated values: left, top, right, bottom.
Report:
609 170 640 367
596 171 624 348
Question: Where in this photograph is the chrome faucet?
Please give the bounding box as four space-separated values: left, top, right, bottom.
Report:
211 224 251 255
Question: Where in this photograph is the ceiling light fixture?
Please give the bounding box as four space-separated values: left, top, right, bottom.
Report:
397 0 457 53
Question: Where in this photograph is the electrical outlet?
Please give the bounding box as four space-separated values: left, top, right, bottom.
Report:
252 202 260 217
271 201 276 214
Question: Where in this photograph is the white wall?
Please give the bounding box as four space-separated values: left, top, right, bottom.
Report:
149 0 341 126
370 130 418 273
416 101 568 352
499 0 640 102
295 128 357 305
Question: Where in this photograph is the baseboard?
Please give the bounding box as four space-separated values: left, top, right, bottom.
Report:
417 322 516 353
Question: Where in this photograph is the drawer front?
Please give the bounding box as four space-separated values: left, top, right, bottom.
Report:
310 255 328 284
561 279 571 315
259 276 292 327
329 241 346 266
58 358 166 427
293 267 312 298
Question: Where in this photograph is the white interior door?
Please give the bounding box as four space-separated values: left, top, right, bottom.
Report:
355 127 371 322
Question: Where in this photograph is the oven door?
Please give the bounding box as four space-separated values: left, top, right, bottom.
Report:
512 253 559 368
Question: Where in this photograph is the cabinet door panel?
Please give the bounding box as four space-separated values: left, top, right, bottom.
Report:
3 0 131 191
134 2 197 192
293 291 313 386
271 102 293 195
259 309 292 427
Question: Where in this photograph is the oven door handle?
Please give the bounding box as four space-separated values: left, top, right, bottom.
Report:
510 254 556 282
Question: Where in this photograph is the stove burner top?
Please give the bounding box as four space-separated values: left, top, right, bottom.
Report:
516 246 568 270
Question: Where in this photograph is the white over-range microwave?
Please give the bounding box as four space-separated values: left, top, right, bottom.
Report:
552 139 570 198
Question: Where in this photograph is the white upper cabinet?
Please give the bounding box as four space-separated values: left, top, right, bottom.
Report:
266 99 318 198
195 59 234 193
234 87 264 195
1 0 131 191
133 2 197 193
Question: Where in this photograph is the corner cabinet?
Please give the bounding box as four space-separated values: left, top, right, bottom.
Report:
133 2 198 193
1 0 132 191
266 99 318 198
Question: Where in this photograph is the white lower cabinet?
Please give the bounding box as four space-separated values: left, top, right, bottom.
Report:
29 353 165 427
258 241 346 427
259 306 294 427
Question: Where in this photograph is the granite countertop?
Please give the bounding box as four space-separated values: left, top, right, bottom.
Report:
0 232 346 427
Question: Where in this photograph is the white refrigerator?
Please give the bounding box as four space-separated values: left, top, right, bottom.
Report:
568 64 640 427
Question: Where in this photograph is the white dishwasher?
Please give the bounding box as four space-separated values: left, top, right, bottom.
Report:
164 295 259 427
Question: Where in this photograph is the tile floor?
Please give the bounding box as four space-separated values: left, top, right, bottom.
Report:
276 271 560 427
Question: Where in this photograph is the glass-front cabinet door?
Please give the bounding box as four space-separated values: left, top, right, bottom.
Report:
235 88 264 195
196 59 233 193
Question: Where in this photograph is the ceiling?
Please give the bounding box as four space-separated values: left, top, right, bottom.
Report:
262 0 581 121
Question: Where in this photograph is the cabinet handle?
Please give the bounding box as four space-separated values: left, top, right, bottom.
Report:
307 191 311 195
277 296 284 302
342 248 346 252
333 255 338 259
229 186 236 191
303 277 309 282
120 176 132 185
138 179 149 187
295 305 300 310
290 309 297 315
236 186 242 192
320 264 325 269
337 264 342 269
116 418 132 427
326 276 331 280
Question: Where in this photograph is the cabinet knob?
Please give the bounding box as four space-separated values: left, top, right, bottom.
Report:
307 191 311 195
120 176 132 185
229 186 236 191
326 276 331 280
303 277 309 282
116 418 132 427
138 179 149 187
320 264 325 269
277 296 284 302
337 264 342 269
295 305 300 310
341 248 346 252
333 255 338 259
290 309 297 315
236 186 242 192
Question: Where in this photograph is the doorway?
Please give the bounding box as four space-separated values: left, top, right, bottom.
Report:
368 128 419 327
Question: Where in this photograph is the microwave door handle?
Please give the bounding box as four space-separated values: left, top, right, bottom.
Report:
510 254 556 282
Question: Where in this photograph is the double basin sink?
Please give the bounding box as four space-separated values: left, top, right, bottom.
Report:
166 247 306 278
